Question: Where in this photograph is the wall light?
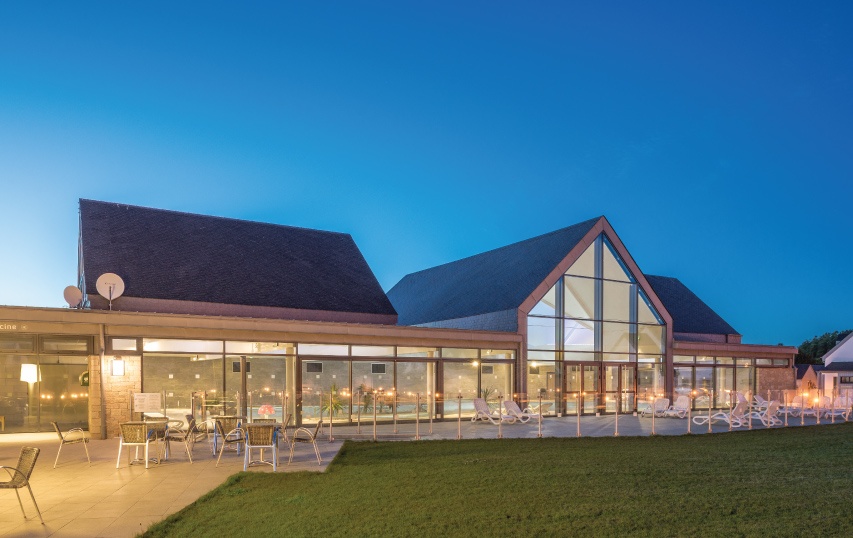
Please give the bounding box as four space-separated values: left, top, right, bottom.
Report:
111 357 125 376
20 363 39 383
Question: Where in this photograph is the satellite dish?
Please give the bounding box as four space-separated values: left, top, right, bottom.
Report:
63 286 83 308
96 273 125 310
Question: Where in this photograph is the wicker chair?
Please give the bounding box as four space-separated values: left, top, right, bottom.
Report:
164 418 196 463
117 422 156 469
252 418 277 424
243 424 277 471
0 447 44 524
289 419 323 466
51 421 91 468
215 419 245 467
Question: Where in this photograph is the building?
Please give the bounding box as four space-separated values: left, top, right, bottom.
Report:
0 200 796 437
816 332 853 396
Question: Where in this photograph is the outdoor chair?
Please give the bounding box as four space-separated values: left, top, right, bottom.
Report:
0 447 44 524
641 398 669 418
692 401 749 428
503 400 539 423
252 418 277 424
212 416 243 455
747 401 782 427
215 419 245 467
471 398 514 424
277 413 293 448
825 397 852 421
164 418 196 463
51 421 91 468
244 423 277 471
664 396 691 418
117 422 158 469
785 396 806 417
289 419 323 466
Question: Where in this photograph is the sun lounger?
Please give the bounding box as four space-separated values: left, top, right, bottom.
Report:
503 400 540 423
471 398 515 424
664 395 690 418
747 401 782 427
641 398 669 418
692 401 749 428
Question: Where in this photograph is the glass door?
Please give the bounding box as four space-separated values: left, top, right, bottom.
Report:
582 365 599 414
603 364 636 414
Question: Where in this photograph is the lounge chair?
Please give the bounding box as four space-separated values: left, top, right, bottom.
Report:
471 398 515 424
664 396 690 418
784 395 806 417
692 401 749 428
503 400 540 423
752 394 769 411
51 421 91 468
747 401 782 427
0 447 44 524
641 398 669 418
824 397 852 421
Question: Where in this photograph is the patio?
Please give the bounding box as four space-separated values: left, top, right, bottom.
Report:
0 411 845 537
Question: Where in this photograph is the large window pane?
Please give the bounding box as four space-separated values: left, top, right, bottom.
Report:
564 319 594 351
638 290 663 324
37 357 89 430
41 336 91 354
638 325 664 354
637 363 664 412
674 367 693 399
480 363 512 404
396 362 436 420
298 344 348 356
602 321 632 353
397 347 438 358
225 341 295 355
530 284 557 317
143 339 222 353
528 317 557 350
566 241 595 278
1 355 36 432
143 353 224 419
443 362 479 418
694 367 713 409
602 237 634 282
715 367 734 407
602 280 633 322
526 361 557 414
0 336 35 353
441 348 478 359
302 360 349 424
352 361 394 421
224 355 291 423
564 276 595 319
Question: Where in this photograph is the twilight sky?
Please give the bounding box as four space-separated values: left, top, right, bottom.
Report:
0 2 850 346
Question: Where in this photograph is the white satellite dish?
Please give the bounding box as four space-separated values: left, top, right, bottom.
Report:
63 286 83 308
96 273 125 310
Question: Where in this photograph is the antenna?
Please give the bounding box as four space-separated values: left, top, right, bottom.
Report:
95 273 125 310
63 286 83 308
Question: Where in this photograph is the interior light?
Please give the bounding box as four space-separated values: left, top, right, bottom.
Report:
20 364 38 383
111 357 125 376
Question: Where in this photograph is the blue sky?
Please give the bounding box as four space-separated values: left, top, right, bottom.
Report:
0 2 850 346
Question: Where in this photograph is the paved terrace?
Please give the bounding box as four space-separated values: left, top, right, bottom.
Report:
1 412 846 537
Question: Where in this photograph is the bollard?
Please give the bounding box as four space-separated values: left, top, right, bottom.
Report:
415 392 421 441
373 391 378 441
329 391 334 442
537 393 543 439
357 390 362 434
498 395 503 439
456 393 462 440
577 392 582 437
393 390 398 434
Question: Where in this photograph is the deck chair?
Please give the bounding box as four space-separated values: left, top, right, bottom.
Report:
664 396 691 418
641 398 669 418
747 401 782 427
244 423 277 471
785 395 806 417
51 421 91 468
825 397 852 421
503 400 538 423
692 401 748 428
289 419 323 466
752 395 769 411
0 447 44 524
471 398 514 424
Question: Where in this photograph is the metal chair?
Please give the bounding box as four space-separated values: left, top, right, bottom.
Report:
51 421 91 468
289 419 323 466
215 419 245 467
117 422 157 469
164 418 196 463
0 447 44 524
243 424 277 471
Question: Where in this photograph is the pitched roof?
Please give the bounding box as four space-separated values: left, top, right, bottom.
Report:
387 218 600 326
795 364 813 379
823 331 853 365
79 199 396 317
644 275 739 336
821 361 853 372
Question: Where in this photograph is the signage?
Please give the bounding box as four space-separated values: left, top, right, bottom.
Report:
0 322 27 331
79 371 90 387
133 392 163 413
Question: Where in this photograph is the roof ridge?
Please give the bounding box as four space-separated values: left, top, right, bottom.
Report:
78 198 351 238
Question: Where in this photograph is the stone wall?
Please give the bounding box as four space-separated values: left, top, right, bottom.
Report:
88 354 141 438
756 367 795 398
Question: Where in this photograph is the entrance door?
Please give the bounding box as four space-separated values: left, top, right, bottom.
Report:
563 364 598 415
603 364 636 414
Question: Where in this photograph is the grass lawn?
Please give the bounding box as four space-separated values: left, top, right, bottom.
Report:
143 423 853 537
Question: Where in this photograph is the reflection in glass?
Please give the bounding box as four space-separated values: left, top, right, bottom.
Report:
352 361 394 421
143 353 224 419
444 362 479 418
528 317 557 350
301 360 349 424
527 361 557 414
530 284 557 316
602 322 632 353
396 362 435 420
564 319 594 351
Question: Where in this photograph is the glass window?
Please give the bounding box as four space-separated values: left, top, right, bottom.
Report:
566 241 595 278
637 325 664 355
396 361 435 420
350 346 395 357
143 353 225 418
41 336 91 354
225 341 295 355
298 343 348 356
352 361 394 421
526 360 557 412
443 362 479 418
602 237 634 282
441 348 478 359
715 367 734 407
530 283 557 317
0 335 35 353
564 351 596 362
637 363 664 408
528 350 558 362
674 355 694 363
564 276 595 319
696 355 714 364
143 339 222 354
110 338 138 352
602 321 632 353
773 359 789 367
301 359 349 424
1 355 37 432
716 357 734 364
736 365 754 396
480 363 513 404
674 367 693 398
37 356 89 430
397 347 438 357
603 353 631 362
638 289 663 325
755 359 772 366
528 317 557 350
694 367 713 409
564 319 594 351
224 355 291 422
602 280 632 322
480 349 515 360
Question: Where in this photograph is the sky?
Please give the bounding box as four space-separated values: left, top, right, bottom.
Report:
0 2 850 346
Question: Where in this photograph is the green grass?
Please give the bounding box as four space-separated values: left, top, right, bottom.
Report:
143 424 853 537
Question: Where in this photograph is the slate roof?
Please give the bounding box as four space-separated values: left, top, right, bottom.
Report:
387 218 600 326
644 275 739 336
79 199 397 316
795 364 815 379
821 361 853 372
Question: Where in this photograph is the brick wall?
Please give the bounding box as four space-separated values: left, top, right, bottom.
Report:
88 355 141 438
756 367 795 398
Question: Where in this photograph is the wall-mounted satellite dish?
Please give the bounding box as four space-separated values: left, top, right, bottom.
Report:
96 273 125 310
63 286 83 308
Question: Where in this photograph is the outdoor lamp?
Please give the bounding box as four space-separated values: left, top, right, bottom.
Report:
111 357 125 376
20 363 38 383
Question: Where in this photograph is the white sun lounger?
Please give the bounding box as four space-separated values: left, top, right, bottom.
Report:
664 395 690 418
471 398 515 424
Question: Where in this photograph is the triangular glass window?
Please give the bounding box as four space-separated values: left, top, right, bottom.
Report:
566 241 595 278
529 283 557 317
564 276 594 320
602 236 635 282
638 289 664 325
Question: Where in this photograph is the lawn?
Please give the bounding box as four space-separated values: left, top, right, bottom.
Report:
143 423 853 537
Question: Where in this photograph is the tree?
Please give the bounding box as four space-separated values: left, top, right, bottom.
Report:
796 329 852 364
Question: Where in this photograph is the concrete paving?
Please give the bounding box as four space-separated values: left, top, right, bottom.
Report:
1 411 846 537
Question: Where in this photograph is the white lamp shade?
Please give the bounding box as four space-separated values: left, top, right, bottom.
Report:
20 363 39 383
111 358 125 376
